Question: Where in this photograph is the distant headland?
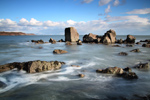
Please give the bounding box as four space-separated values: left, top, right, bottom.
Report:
0 31 35 36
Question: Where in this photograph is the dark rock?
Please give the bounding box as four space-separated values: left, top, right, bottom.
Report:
31 40 44 44
121 72 138 79
78 74 85 78
140 39 150 42
65 27 79 42
136 42 141 45
0 81 7 88
49 38 56 44
123 67 132 72
116 39 123 44
53 49 68 54
125 35 136 44
118 52 128 56
130 49 140 52
0 60 64 73
142 44 150 48
101 29 116 44
96 67 124 74
58 39 64 42
126 44 134 47
133 62 149 69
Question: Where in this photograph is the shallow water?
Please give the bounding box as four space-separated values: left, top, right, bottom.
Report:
0 35 150 100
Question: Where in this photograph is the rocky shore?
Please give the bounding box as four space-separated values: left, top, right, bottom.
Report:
0 31 35 36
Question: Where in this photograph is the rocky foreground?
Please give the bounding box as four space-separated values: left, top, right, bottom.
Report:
0 32 35 36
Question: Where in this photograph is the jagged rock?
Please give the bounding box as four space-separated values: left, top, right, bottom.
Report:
123 67 132 72
31 40 44 44
101 29 116 44
130 49 140 52
78 74 85 78
65 27 79 42
49 38 56 44
96 67 124 74
118 52 128 56
125 35 136 44
83 33 100 43
133 63 149 69
0 60 65 73
53 49 68 54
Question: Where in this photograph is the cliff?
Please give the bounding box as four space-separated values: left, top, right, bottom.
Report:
0 32 35 36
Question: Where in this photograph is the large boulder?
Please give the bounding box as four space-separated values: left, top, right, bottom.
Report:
125 35 136 44
65 27 79 42
0 60 65 73
83 33 101 43
101 29 116 44
53 49 68 54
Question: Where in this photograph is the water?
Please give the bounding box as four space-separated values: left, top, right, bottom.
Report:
0 35 150 100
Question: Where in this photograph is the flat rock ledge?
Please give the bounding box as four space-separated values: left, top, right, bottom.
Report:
0 60 65 73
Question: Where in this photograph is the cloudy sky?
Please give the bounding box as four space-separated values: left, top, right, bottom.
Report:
0 0 150 35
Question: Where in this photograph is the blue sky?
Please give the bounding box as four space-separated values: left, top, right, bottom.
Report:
0 0 150 35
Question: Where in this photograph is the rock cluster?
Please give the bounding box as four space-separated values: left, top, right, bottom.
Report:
0 60 65 73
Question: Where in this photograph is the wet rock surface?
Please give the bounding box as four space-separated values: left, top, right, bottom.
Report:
133 63 149 69
53 49 68 54
49 38 56 44
118 52 128 56
130 49 140 52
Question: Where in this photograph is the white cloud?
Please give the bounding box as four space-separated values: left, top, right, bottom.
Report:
113 0 119 6
43 20 59 26
29 18 43 26
126 8 150 14
99 0 112 6
105 5 111 14
67 20 76 25
81 0 93 4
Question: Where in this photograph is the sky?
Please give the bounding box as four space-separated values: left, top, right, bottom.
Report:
0 0 150 35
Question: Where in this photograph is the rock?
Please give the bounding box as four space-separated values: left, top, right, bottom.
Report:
121 72 138 79
123 67 132 72
133 62 149 69
53 49 68 54
71 65 80 67
0 60 65 73
78 74 85 78
125 35 136 44
130 49 140 52
0 81 7 88
38 46 43 49
136 42 141 45
49 38 56 44
65 41 72 45
83 33 100 43
126 44 134 47
112 45 121 47
58 39 64 42
31 40 44 44
142 44 150 48
140 39 150 42
116 39 123 44
96 67 124 74
118 52 128 56
65 27 79 42
101 29 116 44
77 40 82 45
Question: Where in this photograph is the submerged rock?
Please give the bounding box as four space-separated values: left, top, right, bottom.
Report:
112 45 121 47
78 74 85 78
65 27 79 42
0 60 65 73
31 40 44 44
126 44 134 47
49 38 56 44
142 44 150 48
118 52 128 56
130 49 140 52
0 81 7 88
53 49 68 54
118 72 138 79
65 41 72 45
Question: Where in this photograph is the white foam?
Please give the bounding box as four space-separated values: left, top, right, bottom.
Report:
94 57 105 61
81 62 96 68
66 60 78 65
47 76 79 81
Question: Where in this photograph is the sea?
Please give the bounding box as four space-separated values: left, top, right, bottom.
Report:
0 35 150 100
